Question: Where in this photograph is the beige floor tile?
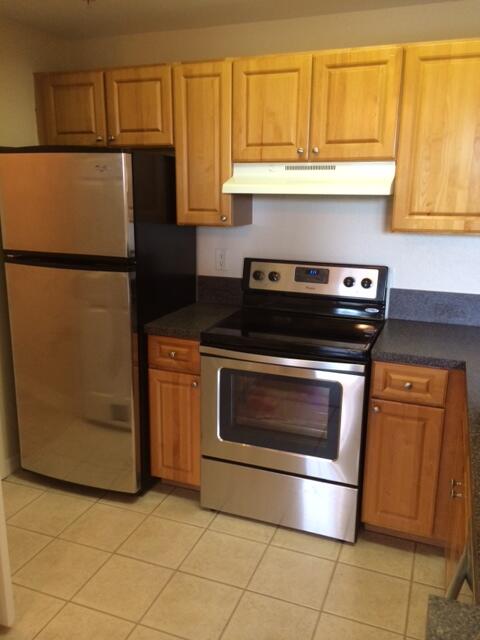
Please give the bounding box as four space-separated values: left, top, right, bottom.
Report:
13 539 108 599
152 488 215 527
118 516 203 569
128 628 180 640
2 482 44 518
413 544 446 588
271 526 341 561
209 513 276 543
8 492 92 536
74 555 172 622
180 530 266 588
314 613 403 640
100 482 172 514
60 503 144 551
6 469 62 491
142 572 242 640
339 530 415 579
35 603 134 640
324 563 410 633
406 582 444 640
7 525 52 573
222 591 318 640
0 585 63 640
6 469 104 501
249 546 334 609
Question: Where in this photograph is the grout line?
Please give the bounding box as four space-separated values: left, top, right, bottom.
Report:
309 531 341 640
403 541 417 637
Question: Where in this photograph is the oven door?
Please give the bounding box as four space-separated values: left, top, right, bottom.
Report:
201 348 366 486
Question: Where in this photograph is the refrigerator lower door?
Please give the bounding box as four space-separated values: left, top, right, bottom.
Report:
5 262 140 493
0 152 133 258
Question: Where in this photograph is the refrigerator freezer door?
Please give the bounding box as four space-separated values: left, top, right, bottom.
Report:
5 262 139 493
0 152 133 258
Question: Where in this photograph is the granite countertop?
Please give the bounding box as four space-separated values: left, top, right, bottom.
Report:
427 596 480 639
372 318 480 611
144 302 238 341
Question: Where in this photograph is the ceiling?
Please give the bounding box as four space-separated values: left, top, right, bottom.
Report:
0 0 459 39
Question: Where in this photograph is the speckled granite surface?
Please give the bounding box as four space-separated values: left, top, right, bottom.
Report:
373 319 480 606
427 596 480 639
144 303 237 341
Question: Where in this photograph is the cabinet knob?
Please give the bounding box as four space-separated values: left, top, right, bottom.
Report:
108 135 116 142
403 381 413 390
372 405 380 413
169 351 176 359
296 147 305 155
95 136 103 142
220 215 228 222
312 146 319 154
192 380 198 388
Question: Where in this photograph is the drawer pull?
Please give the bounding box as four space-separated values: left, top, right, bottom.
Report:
192 380 198 388
169 351 176 359
449 478 463 499
403 381 413 390
372 405 380 413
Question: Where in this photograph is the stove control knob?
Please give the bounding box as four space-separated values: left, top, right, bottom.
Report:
343 276 355 288
269 271 281 282
252 270 265 281
361 278 373 289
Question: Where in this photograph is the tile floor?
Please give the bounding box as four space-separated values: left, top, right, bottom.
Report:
1 470 474 640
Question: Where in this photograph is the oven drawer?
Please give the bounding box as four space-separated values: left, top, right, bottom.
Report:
371 362 448 407
148 336 200 374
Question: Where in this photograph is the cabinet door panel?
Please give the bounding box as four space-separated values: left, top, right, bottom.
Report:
174 61 234 226
105 65 173 146
149 369 200 487
233 54 312 161
311 46 402 160
392 39 480 232
38 71 106 146
362 400 445 537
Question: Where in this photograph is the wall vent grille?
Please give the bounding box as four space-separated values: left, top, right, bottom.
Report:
285 164 336 171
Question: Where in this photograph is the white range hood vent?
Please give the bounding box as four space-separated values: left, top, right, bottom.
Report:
222 161 395 196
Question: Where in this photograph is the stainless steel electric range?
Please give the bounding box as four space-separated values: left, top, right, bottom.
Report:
200 258 388 542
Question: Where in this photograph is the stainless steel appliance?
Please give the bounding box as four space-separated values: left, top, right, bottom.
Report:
0 148 196 493
200 259 388 542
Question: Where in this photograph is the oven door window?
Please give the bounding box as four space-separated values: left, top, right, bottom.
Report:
219 369 342 460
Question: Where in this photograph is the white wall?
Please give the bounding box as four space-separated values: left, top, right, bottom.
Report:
198 198 480 293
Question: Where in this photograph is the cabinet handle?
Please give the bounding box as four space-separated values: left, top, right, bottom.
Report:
450 479 464 499
192 381 198 388
372 405 380 413
108 135 116 142
297 147 305 155
220 215 228 222
403 381 413 390
311 146 319 154
95 136 103 142
169 351 176 359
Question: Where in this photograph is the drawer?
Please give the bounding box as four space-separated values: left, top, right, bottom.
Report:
148 336 200 374
371 362 448 407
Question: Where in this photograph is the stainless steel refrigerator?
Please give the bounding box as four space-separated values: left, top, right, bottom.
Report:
0 148 196 493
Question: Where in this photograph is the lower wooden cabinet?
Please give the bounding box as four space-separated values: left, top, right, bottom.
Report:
149 367 200 488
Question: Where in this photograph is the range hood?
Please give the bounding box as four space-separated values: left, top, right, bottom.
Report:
222 161 395 196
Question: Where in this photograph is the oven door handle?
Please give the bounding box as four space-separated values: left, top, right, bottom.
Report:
199 346 365 375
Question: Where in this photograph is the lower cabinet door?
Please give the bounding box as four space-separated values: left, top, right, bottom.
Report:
149 368 200 488
362 399 445 537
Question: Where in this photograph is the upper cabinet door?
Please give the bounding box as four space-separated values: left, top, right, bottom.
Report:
233 54 312 162
105 65 173 146
310 46 403 161
392 39 480 233
38 71 107 146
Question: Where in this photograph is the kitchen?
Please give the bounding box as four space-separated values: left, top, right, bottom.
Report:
0 0 479 638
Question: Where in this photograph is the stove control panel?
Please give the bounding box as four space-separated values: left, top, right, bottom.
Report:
247 260 387 301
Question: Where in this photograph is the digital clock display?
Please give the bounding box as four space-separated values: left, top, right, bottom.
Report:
295 266 329 284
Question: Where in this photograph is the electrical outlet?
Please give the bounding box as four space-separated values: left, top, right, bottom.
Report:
215 248 227 271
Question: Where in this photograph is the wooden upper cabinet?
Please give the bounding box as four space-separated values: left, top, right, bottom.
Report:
310 46 403 160
232 54 313 161
105 65 173 146
392 39 480 233
174 60 251 226
362 399 445 537
37 71 107 145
